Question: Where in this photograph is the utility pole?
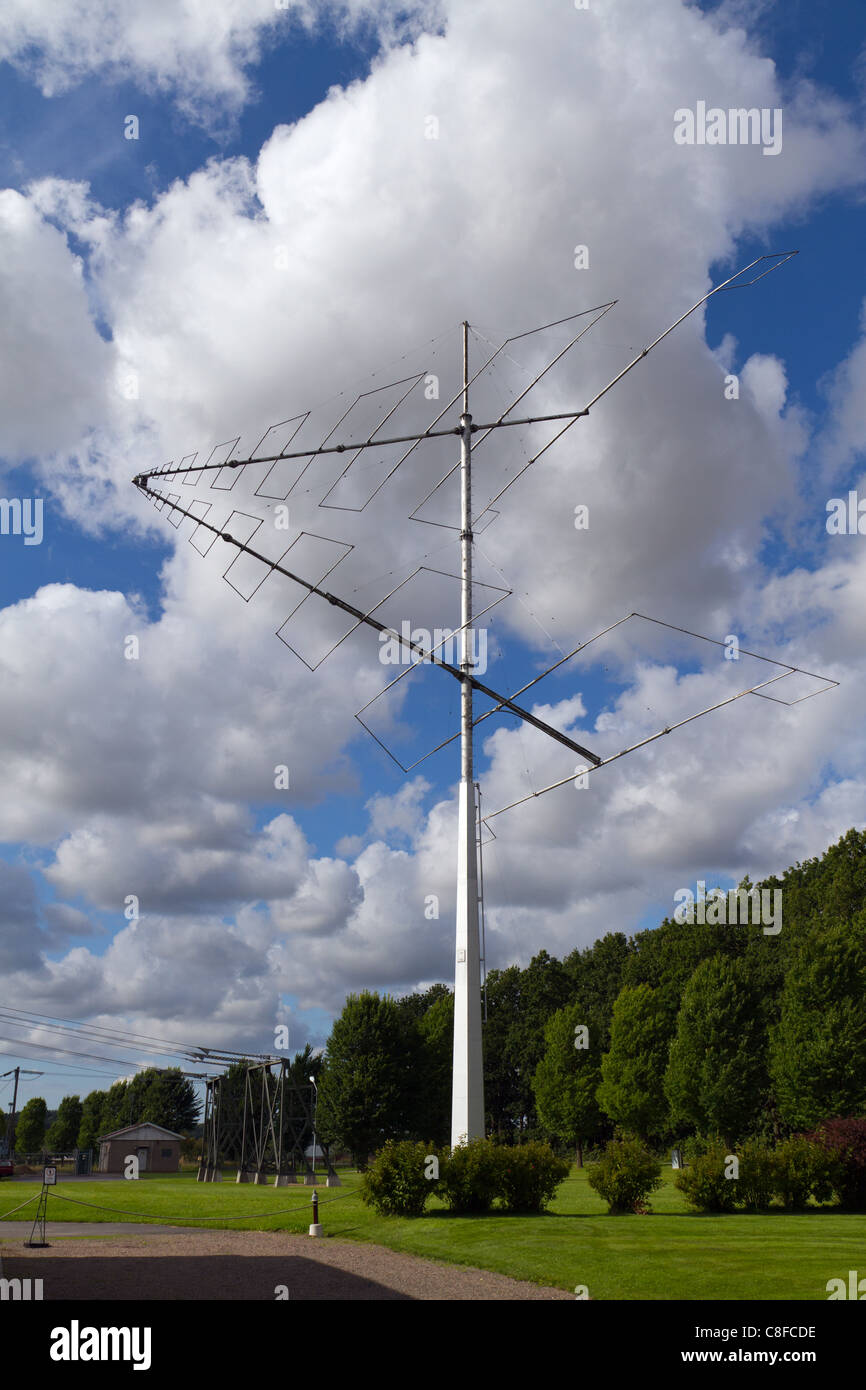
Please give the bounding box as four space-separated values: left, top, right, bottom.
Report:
452 321 485 1147
10 1066 19 1134
2 1067 43 1152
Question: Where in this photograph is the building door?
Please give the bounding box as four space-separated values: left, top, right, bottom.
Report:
137 1146 148 1172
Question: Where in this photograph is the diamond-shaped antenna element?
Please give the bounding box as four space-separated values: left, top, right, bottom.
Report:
407 301 618 531
250 414 310 501
132 251 821 801
477 611 840 824
278 563 509 678
273 532 355 670
351 568 511 770
316 372 430 513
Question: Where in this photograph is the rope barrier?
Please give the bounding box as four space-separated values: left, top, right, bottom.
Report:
0 1193 38 1220
36 1187 356 1223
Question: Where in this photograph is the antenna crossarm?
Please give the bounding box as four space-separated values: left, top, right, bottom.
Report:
133 480 602 766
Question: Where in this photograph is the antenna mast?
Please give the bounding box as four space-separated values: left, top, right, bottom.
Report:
453 322 484 1146
132 251 833 1159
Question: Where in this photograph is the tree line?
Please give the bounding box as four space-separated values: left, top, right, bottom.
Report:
315 828 866 1164
8 1068 199 1155
13 828 865 1167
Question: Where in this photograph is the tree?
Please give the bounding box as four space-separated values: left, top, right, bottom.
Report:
45 1095 83 1152
563 933 633 1049
483 952 572 1140
137 1069 199 1132
417 990 453 1145
533 1000 602 1165
770 916 866 1129
77 1091 108 1155
100 1069 199 1134
396 982 451 1024
317 991 423 1167
98 1080 131 1136
483 964 523 1140
597 984 671 1139
623 914 743 1024
664 954 767 1144
286 1044 323 1093
14 1097 47 1155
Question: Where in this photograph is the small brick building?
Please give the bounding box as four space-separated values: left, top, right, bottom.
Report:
97 1122 182 1174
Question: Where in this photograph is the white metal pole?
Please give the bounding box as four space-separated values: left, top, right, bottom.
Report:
451 322 485 1148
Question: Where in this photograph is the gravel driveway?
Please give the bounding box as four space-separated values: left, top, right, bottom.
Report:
0 1228 572 1300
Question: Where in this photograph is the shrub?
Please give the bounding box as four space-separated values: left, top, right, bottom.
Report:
682 1133 715 1163
674 1142 738 1212
773 1135 837 1210
496 1142 570 1213
439 1137 503 1213
359 1139 439 1217
806 1117 866 1211
587 1137 663 1214
736 1140 776 1212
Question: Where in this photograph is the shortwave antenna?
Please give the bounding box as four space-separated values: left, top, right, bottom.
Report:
132 252 835 1149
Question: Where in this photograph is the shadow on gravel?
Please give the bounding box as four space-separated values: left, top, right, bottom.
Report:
0 1253 415 1301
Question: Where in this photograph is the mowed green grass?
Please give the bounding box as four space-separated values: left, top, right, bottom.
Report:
1 1167 862 1299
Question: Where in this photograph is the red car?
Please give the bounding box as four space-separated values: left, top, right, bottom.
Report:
0 1156 14 1179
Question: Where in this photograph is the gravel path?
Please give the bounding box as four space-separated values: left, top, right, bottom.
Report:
0 1229 572 1301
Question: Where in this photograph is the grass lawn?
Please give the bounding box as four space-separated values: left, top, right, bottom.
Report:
1 1167 862 1299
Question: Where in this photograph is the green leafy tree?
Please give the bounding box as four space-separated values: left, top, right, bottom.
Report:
664 954 768 1144
770 916 866 1129
98 1080 131 1136
317 991 423 1167
597 984 671 1139
14 1097 47 1154
533 1000 602 1165
624 913 743 1023
483 964 523 1140
396 983 451 1024
506 951 572 1136
417 990 453 1146
484 952 571 1140
563 933 633 1050
45 1094 83 1151
106 1069 199 1133
77 1091 108 1154
287 1044 323 1092
138 1069 199 1132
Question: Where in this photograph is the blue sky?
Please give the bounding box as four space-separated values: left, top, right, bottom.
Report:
1 0 865 1110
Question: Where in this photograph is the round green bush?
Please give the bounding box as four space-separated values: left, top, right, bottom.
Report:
674 1141 737 1212
587 1137 663 1214
360 1139 439 1217
773 1135 837 1210
497 1142 570 1213
439 1137 503 1213
736 1140 777 1212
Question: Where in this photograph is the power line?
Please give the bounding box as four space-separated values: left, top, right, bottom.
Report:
0 1003 207 1056
0 1012 198 1066
0 1033 221 1074
0 1051 131 1081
